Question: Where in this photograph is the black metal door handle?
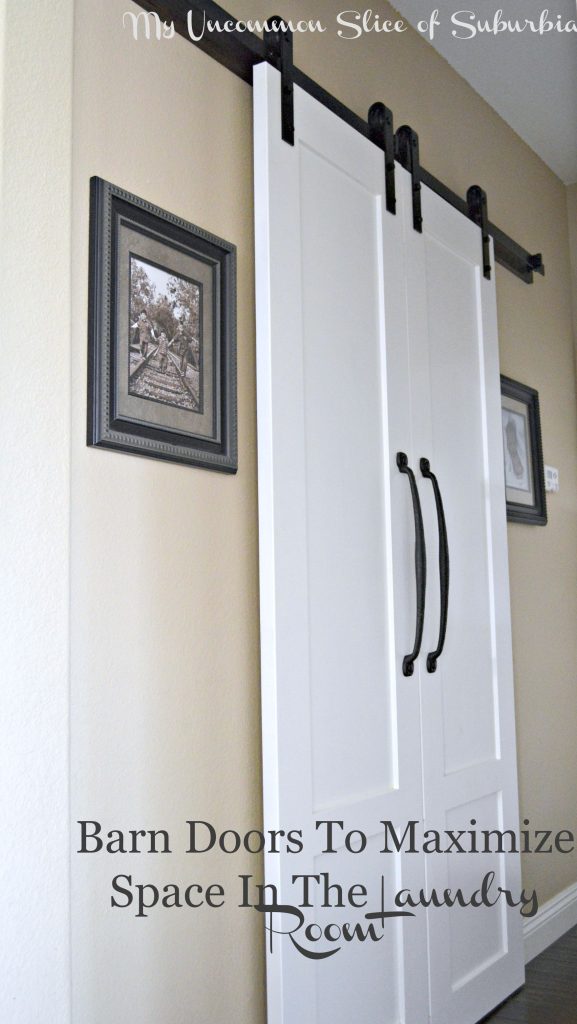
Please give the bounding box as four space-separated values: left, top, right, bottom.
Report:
420 458 449 673
397 452 426 677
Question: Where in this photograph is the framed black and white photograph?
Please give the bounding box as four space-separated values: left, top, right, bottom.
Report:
88 177 237 471
501 375 547 525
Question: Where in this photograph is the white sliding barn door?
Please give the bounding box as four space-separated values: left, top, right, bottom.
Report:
254 60 524 1024
404 181 525 1023
254 61 428 1024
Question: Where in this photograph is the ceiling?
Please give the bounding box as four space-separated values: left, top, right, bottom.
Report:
392 0 577 184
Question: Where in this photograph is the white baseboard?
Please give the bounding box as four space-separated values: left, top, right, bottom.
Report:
523 881 577 963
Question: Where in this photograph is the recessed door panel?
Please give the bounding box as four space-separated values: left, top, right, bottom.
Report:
299 147 395 807
446 793 507 989
423 239 497 775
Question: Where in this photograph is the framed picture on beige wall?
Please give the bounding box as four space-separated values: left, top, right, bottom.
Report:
501 375 546 525
87 177 237 472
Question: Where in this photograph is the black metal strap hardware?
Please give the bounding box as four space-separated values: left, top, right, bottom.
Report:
467 185 491 279
368 102 396 215
397 452 426 677
138 0 545 284
264 16 294 146
395 126 422 232
420 458 449 673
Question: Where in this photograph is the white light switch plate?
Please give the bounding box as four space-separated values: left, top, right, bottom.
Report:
545 465 559 493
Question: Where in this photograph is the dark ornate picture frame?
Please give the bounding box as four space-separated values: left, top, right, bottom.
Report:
500 375 546 525
88 177 237 472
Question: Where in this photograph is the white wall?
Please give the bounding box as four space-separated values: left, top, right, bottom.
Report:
0 1 73 1020
568 183 577 351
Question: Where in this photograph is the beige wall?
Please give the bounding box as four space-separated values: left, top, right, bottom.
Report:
70 3 263 1021
69 1 577 1021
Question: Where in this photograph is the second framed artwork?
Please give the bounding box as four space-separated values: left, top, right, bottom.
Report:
500 375 547 525
88 177 237 471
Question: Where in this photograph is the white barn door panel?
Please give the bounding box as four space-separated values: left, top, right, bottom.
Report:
402 182 525 1023
254 60 524 1024
254 61 428 1024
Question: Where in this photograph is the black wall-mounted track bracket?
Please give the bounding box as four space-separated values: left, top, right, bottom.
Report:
395 125 422 232
467 185 492 279
368 102 396 215
528 253 545 276
264 15 294 146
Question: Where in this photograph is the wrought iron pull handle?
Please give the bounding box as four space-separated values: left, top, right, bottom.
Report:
397 452 426 677
420 458 449 673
